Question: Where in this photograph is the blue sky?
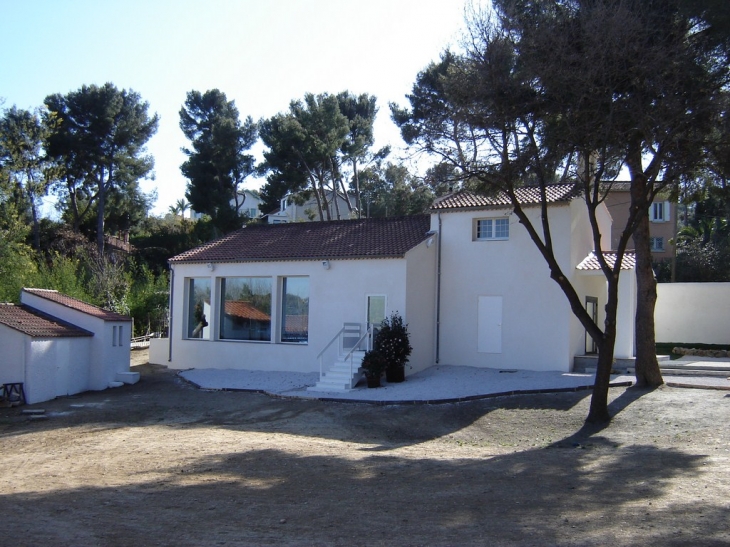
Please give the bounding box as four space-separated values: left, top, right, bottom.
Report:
1 0 469 216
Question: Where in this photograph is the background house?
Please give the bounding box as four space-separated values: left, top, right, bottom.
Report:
265 191 355 223
0 289 138 404
604 182 676 261
191 189 263 221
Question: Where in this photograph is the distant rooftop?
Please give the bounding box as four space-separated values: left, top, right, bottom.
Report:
22 288 132 322
576 251 636 271
170 215 432 264
431 184 580 211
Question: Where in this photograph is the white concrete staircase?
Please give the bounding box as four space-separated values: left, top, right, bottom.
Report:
308 351 365 392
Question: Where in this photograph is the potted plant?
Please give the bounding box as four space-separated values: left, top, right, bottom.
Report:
361 349 387 388
375 312 412 383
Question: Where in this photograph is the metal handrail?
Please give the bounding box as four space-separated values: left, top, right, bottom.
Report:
317 325 348 380
342 325 373 381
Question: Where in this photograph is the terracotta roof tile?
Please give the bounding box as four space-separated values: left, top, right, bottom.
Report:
576 251 636 271
22 289 132 322
170 215 432 264
0 304 93 338
431 184 580 211
224 301 271 322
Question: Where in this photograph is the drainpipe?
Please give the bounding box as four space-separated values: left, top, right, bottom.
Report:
436 212 443 363
168 264 174 362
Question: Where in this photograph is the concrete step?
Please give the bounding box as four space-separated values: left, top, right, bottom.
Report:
308 361 364 392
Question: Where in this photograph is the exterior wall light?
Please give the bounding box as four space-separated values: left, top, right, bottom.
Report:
206 262 215 271
322 260 330 270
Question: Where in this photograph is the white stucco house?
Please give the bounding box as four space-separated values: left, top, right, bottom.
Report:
0 289 138 404
265 190 355 224
158 184 636 389
191 189 263 221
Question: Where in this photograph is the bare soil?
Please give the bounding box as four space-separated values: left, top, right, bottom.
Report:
1 349 729 546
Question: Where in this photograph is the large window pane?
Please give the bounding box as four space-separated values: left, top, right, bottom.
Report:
186 278 211 339
220 277 272 341
281 277 309 343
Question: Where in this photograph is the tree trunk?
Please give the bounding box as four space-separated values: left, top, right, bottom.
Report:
353 158 361 219
30 196 40 251
97 170 107 255
632 212 665 387
587 336 615 423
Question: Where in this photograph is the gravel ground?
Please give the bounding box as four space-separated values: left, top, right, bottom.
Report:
0 350 728 546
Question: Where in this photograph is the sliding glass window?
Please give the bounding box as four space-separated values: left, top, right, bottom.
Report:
219 277 272 341
281 277 309 343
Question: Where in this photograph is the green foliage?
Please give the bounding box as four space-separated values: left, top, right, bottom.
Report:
259 91 381 219
359 162 434 217
361 349 388 379
0 204 37 302
180 89 257 235
675 239 730 282
44 82 159 252
127 264 169 336
31 252 94 303
373 312 413 370
0 106 57 250
132 213 211 275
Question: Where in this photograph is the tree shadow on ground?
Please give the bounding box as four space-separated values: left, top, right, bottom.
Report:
1 439 725 546
552 385 660 448
1 367 598 450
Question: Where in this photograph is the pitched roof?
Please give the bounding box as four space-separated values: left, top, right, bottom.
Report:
170 215 432 264
431 184 581 211
224 301 271 322
576 251 636 271
0 304 93 338
22 289 132 322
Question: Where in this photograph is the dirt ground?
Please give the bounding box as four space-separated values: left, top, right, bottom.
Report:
1 350 729 547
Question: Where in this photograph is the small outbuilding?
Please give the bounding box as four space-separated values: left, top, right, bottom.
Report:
0 289 138 405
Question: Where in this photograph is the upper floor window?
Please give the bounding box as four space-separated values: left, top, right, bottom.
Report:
650 201 670 223
650 237 665 252
475 218 509 241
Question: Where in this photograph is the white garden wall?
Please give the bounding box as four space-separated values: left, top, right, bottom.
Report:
655 283 730 344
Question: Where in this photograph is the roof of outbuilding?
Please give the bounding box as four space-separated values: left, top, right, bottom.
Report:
0 303 94 338
431 184 581 211
169 215 433 264
22 288 132 322
576 251 636 271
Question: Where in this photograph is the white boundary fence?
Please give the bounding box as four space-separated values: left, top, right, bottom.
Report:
655 283 730 344
131 332 162 349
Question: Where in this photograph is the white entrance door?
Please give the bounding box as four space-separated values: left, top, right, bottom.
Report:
367 295 386 327
478 296 502 353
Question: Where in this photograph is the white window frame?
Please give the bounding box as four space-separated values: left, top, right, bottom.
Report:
650 201 670 223
280 276 309 345
184 277 212 340
650 236 665 252
474 218 510 241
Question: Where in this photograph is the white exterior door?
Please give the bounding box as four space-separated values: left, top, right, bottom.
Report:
478 296 502 353
367 295 386 326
